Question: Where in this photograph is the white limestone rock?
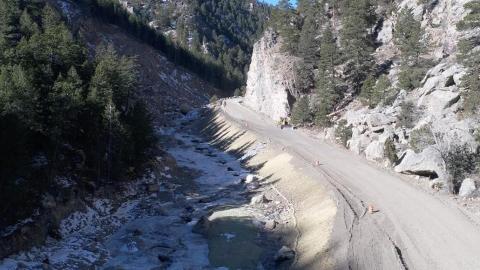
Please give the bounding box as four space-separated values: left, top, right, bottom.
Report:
365 140 385 162
244 30 301 121
459 178 477 198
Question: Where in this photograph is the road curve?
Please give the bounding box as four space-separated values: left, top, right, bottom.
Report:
220 98 480 270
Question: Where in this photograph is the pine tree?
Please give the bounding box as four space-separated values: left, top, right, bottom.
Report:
457 1 480 113
375 74 392 103
0 0 21 53
19 9 39 37
340 0 375 90
191 30 201 52
125 101 155 165
395 8 424 62
89 45 137 113
51 67 83 109
296 0 314 15
384 138 398 164
457 1 480 30
155 2 171 29
315 24 339 127
0 0 156 226
297 2 321 63
291 95 311 124
395 7 426 90
359 74 392 108
359 74 376 107
295 1 323 92
41 4 63 31
271 0 301 54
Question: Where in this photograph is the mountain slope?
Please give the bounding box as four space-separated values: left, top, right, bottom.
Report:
244 0 480 195
0 0 220 257
112 0 271 91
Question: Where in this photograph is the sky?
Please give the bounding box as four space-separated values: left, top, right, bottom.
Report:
260 0 297 6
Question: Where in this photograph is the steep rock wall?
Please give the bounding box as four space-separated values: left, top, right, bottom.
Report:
244 30 300 122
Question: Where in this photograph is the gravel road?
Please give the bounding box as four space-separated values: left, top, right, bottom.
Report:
220 98 480 270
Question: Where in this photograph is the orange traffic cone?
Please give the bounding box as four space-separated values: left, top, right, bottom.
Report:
368 204 376 214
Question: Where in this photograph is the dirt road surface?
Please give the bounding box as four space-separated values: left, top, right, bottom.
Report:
220 98 480 270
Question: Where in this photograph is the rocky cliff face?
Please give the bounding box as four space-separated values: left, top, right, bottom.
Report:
333 0 478 183
244 30 300 121
245 0 480 188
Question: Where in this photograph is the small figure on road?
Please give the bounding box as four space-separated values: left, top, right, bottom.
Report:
277 117 289 129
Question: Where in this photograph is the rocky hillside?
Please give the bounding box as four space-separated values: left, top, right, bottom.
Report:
244 0 480 194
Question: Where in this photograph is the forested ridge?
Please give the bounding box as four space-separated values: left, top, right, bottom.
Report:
0 0 155 227
0 0 269 230
105 0 270 93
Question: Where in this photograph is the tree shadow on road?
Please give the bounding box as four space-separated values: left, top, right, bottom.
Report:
179 107 343 269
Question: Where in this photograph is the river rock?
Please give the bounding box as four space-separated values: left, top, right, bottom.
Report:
179 104 191 115
275 246 295 262
192 216 211 234
459 178 477 197
250 194 268 205
264 219 277 230
246 182 260 191
245 174 257 184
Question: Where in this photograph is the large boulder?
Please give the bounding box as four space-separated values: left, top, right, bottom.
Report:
420 90 460 115
366 113 396 128
344 107 369 126
348 134 372 155
458 178 476 198
395 146 446 179
250 194 269 205
365 141 385 162
417 64 464 108
244 30 301 121
431 117 477 150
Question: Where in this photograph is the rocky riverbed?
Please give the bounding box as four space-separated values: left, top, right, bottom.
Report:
0 111 296 270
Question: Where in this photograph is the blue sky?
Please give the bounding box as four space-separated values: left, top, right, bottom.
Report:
261 0 297 6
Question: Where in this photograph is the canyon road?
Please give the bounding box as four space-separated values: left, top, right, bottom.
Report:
219 98 480 270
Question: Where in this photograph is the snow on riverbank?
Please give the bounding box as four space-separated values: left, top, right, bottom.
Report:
0 111 260 270
169 134 248 187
